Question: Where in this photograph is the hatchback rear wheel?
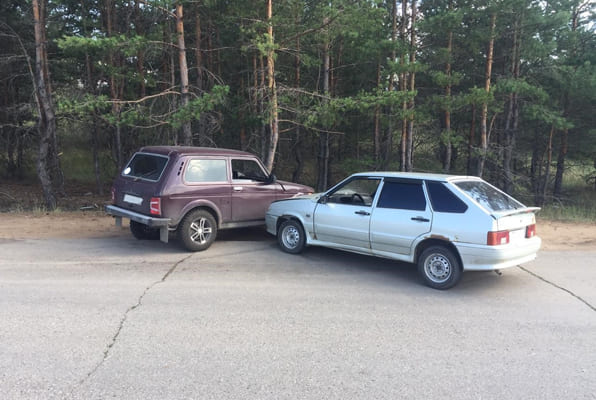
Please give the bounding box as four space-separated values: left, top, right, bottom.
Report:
178 209 217 252
418 245 462 290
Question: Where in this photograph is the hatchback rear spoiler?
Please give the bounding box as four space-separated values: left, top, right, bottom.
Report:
490 207 541 220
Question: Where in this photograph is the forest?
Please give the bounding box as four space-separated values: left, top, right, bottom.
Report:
0 0 594 211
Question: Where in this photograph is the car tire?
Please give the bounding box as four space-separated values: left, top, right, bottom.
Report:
178 209 217 252
277 219 306 254
417 245 462 290
129 220 160 240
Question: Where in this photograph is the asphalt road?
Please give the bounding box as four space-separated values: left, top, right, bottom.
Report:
1 229 595 400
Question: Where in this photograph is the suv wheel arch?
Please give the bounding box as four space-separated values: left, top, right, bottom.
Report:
176 201 222 228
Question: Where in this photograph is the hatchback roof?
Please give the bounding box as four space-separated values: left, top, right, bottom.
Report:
139 146 256 158
350 171 482 182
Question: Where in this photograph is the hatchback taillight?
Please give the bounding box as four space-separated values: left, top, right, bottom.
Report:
150 197 161 216
526 224 536 238
487 230 510 246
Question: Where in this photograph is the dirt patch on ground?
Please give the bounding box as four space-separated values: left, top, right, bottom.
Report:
0 210 594 251
0 181 594 250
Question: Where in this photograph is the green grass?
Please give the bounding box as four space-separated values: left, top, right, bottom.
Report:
537 164 596 223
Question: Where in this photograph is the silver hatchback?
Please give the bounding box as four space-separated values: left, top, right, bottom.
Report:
266 172 541 289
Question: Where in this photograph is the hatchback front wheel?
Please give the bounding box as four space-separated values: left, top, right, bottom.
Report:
277 219 306 254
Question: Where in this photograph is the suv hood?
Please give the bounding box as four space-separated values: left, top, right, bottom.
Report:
276 180 314 195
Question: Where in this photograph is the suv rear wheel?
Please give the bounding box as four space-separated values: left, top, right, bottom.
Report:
178 209 217 252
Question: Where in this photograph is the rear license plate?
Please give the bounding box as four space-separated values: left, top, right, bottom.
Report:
509 228 525 243
123 194 143 205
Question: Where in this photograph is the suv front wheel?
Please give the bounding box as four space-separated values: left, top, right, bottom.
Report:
178 209 217 252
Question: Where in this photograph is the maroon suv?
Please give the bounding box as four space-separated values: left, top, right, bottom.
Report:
106 146 313 251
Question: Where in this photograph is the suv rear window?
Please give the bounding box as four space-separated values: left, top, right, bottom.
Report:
123 153 169 181
455 181 523 212
184 159 227 183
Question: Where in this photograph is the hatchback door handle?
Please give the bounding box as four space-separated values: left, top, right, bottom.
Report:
411 216 430 222
355 210 370 216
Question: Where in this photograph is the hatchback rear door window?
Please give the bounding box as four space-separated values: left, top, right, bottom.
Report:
426 181 468 213
377 181 426 211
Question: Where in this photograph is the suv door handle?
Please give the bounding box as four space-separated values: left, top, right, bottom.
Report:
355 210 370 216
411 216 430 222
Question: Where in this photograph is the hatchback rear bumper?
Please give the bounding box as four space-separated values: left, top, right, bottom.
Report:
105 205 171 242
455 236 542 271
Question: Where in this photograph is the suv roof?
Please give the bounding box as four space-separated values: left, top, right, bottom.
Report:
139 146 256 158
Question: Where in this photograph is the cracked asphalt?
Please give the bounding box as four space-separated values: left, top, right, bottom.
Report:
1 228 595 399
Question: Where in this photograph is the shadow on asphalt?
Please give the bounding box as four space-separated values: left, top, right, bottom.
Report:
105 225 519 293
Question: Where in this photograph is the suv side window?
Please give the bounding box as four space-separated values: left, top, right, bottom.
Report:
377 181 426 211
231 159 268 181
426 181 468 213
184 159 227 183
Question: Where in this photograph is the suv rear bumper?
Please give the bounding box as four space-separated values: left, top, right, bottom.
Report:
105 205 171 242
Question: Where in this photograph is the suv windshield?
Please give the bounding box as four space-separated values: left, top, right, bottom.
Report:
123 153 169 181
455 181 524 212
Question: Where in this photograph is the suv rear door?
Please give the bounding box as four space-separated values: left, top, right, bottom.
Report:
113 152 170 215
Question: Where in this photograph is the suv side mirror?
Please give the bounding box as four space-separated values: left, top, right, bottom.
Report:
266 174 277 185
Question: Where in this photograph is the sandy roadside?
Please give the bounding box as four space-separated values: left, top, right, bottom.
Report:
0 211 594 252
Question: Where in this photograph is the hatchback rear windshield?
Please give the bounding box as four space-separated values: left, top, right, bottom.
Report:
123 153 169 181
455 181 524 212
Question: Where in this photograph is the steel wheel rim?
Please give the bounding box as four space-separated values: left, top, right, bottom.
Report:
424 253 451 283
189 217 212 244
281 225 300 249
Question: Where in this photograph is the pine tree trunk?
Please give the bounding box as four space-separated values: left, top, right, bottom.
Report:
477 12 496 177
263 0 279 172
32 0 57 210
541 126 555 206
292 28 303 182
442 1 453 172
405 0 417 172
467 105 476 175
176 3 192 146
503 16 521 193
399 0 408 171
317 20 331 192
374 61 381 165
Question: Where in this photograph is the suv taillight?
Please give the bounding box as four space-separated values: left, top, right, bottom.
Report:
526 224 536 238
110 187 116 203
150 197 161 216
487 230 510 246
